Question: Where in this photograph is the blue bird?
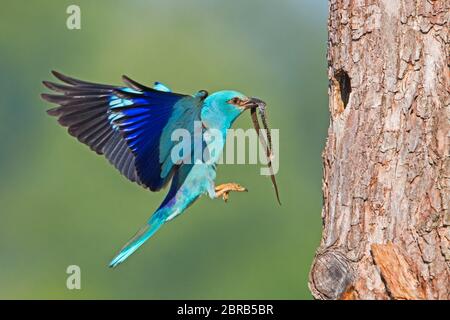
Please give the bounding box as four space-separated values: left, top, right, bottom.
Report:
41 71 279 267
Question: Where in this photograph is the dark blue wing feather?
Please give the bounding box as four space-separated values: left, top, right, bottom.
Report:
109 87 185 190
42 71 192 191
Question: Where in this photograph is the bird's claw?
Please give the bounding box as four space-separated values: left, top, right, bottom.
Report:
215 183 247 202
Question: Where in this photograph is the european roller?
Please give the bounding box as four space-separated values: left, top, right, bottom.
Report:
41 71 280 267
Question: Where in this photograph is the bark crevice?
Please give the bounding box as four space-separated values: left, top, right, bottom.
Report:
335 70 352 110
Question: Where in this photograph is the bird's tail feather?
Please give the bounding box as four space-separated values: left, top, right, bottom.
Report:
109 214 165 268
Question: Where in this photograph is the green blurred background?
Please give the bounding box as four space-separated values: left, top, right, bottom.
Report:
0 0 328 299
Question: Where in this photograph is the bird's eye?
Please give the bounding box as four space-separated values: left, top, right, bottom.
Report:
230 97 240 104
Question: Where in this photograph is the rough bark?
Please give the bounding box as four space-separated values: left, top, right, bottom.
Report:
309 0 449 300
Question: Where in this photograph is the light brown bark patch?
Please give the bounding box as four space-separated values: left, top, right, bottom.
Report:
371 243 426 300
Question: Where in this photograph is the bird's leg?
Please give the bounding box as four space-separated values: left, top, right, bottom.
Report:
215 183 247 202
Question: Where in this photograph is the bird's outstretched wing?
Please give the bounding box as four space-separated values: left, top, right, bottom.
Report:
42 71 203 191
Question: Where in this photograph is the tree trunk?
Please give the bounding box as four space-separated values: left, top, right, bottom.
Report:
309 0 449 300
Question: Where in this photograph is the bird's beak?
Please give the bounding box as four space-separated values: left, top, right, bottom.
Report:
240 97 263 110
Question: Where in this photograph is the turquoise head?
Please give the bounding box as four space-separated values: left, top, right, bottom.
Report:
201 90 260 130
